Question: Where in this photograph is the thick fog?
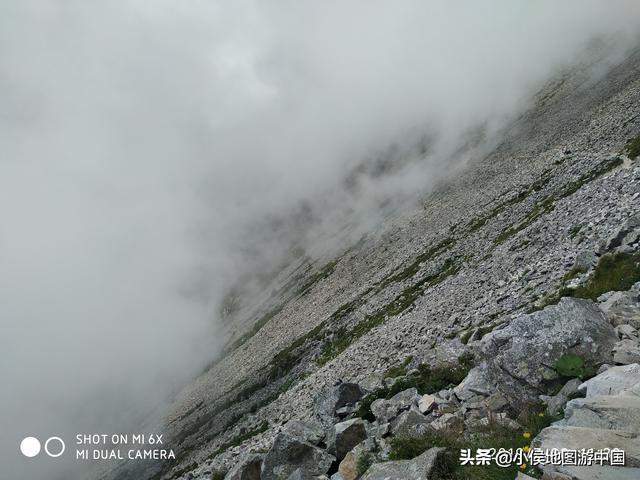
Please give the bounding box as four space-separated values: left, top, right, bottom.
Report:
1 1 639 479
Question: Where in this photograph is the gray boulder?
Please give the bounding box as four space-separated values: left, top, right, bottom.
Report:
601 215 640 254
616 324 639 340
261 433 335 480
453 362 493 401
390 410 430 438
370 388 420 423
613 339 640 365
561 394 640 432
533 426 640 467
282 420 325 445
599 282 640 328
287 469 328 480
224 453 263 480
474 298 616 402
314 383 365 427
578 363 640 397
326 418 368 462
360 447 446 480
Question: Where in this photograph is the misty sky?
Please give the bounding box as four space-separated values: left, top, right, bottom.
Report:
1 1 640 479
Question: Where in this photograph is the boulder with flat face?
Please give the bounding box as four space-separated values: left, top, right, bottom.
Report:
326 418 368 462
360 447 446 480
462 298 617 404
282 420 325 445
578 363 640 397
261 433 335 480
390 409 430 438
314 383 365 428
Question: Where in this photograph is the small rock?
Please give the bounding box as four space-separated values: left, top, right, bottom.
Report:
616 324 639 340
484 392 509 412
418 394 437 414
572 251 596 272
430 413 462 431
613 339 640 365
516 472 538 480
338 445 369 480
599 284 640 329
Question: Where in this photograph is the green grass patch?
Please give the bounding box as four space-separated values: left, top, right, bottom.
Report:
626 134 640 160
388 405 557 480
554 353 594 380
494 197 555 245
210 470 227 480
357 452 374 476
375 238 454 292
561 266 587 283
356 355 473 421
297 259 338 296
384 356 414 379
167 461 199 480
563 252 640 301
268 321 326 380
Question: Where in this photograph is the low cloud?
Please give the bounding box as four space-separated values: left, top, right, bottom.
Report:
1 1 639 478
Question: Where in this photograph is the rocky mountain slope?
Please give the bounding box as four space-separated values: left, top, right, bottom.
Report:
107 44 640 480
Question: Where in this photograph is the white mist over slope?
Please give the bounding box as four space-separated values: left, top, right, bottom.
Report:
1 1 639 478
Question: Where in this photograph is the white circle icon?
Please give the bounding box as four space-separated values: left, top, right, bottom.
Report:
20 437 41 457
45 437 65 457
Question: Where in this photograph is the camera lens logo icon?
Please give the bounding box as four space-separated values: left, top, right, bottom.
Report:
20 436 65 458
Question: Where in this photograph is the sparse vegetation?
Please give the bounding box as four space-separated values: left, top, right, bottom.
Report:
268 321 326 379
167 462 199 480
356 355 473 421
494 157 623 246
626 134 640 160
554 353 594 379
226 304 284 353
388 405 557 480
297 259 338 296
561 265 586 283
356 452 374 476
318 258 461 365
208 421 269 459
375 238 454 292
564 252 640 300
459 321 506 345
568 224 583 239
494 196 555 245
384 356 413 378
210 470 227 480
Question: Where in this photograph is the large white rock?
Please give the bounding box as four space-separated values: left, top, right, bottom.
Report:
578 364 640 397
